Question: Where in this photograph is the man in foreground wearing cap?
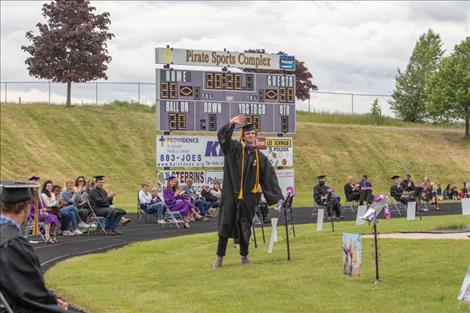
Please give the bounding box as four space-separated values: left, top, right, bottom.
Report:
212 115 283 269
0 181 74 312
89 175 128 235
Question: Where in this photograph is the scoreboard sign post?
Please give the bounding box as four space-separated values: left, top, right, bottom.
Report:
156 69 296 134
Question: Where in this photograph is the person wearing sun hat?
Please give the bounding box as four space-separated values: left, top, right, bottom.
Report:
212 115 283 269
0 180 74 312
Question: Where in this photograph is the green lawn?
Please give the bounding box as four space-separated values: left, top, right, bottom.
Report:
45 215 470 313
1 103 469 208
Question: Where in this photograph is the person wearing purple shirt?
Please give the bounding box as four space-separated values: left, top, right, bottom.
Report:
163 176 200 229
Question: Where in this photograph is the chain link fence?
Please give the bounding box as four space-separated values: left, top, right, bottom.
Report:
0 81 394 116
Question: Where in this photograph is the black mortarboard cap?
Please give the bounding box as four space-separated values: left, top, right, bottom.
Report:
28 176 40 181
94 175 105 181
391 175 400 180
242 123 256 132
317 175 327 179
0 180 40 204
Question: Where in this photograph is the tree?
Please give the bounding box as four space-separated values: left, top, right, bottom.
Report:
243 49 317 101
21 0 114 106
370 98 382 124
426 37 470 137
389 29 444 122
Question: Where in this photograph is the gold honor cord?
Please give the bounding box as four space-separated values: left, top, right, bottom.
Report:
238 140 261 200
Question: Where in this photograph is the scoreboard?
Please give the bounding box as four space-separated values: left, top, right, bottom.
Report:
156 69 296 134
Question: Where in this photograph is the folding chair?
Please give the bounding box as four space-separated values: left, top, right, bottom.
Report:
388 198 404 216
342 200 357 214
208 204 219 218
137 192 155 224
85 200 108 236
23 218 46 243
311 205 327 218
162 209 184 229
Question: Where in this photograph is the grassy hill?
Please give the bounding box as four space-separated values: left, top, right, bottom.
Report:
1 103 469 207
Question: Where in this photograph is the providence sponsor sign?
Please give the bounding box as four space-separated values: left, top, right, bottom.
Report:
156 135 293 167
156 169 294 195
155 48 295 71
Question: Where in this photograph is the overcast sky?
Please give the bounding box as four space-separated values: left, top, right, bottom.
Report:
1 1 469 114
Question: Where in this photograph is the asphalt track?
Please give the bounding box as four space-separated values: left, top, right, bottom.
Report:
35 203 464 272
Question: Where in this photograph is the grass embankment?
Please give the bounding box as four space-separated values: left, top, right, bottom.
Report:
45 215 470 313
1 103 469 208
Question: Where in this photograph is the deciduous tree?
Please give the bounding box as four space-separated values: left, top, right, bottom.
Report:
21 0 114 106
427 37 470 137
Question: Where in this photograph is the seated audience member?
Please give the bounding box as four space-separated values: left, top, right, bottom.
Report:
89 175 127 235
436 184 443 200
74 175 92 221
211 181 222 201
420 176 439 210
62 179 90 230
445 184 458 200
40 180 80 236
400 174 416 193
182 178 209 218
163 176 200 228
138 183 167 223
0 180 75 312
358 174 373 205
344 176 360 202
458 182 470 199
390 175 415 205
313 175 342 219
54 183 86 234
30 187 60 244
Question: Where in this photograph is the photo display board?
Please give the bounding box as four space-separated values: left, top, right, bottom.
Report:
156 69 296 134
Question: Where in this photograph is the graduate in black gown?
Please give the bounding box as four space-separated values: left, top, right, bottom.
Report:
212 115 283 269
0 180 73 312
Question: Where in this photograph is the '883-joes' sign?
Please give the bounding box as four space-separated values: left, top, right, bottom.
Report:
156 69 296 134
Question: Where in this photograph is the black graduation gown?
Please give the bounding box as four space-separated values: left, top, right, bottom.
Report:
0 223 65 313
217 123 283 243
89 187 112 208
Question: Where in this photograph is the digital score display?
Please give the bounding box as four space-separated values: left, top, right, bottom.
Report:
156 69 296 134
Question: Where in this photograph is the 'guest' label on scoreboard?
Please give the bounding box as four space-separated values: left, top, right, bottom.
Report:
267 75 294 87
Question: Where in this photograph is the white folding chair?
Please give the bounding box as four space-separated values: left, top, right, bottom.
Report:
342 200 358 214
23 217 46 243
162 209 184 229
389 198 404 216
311 205 327 218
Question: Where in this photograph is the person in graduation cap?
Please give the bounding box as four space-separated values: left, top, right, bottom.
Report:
212 115 283 269
88 175 128 235
0 180 75 312
313 175 343 220
390 175 415 205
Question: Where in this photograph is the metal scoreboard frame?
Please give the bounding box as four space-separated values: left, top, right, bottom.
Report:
155 69 296 134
